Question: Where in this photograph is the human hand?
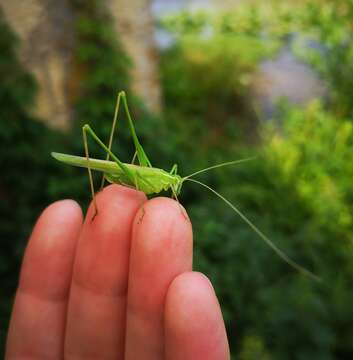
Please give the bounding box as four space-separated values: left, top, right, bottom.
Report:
6 185 230 359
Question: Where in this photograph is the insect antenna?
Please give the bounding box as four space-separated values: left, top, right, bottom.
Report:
184 178 321 282
184 157 256 180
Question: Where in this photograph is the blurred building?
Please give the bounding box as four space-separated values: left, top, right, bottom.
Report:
1 0 161 129
1 0 75 129
251 44 327 119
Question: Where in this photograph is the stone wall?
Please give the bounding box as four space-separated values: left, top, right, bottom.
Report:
1 0 75 129
1 0 161 129
107 0 161 113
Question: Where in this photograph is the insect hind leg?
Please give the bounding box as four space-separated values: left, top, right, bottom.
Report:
83 124 135 185
100 91 122 190
121 91 152 167
82 126 98 220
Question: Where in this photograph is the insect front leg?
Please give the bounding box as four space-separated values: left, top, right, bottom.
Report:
171 186 189 220
131 151 138 165
169 164 178 175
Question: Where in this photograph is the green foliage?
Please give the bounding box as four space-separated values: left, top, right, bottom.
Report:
265 102 353 356
302 0 353 118
158 12 352 356
70 0 130 106
239 335 272 360
276 0 353 118
188 101 353 358
160 9 280 142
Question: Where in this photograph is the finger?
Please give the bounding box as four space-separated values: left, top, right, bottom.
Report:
165 272 230 360
125 198 193 360
6 200 83 359
65 185 146 359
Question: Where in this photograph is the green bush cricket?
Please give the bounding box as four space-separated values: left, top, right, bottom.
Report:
52 91 320 282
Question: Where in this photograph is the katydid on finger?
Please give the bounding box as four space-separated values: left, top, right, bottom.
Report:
51 91 320 282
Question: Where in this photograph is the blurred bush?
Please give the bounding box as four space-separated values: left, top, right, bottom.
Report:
275 0 353 118
1 1 353 359
158 5 353 358
191 101 353 359
160 7 280 143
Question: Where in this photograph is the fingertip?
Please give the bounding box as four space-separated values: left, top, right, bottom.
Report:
134 196 191 233
19 199 83 302
31 199 83 247
72 184 147 296
101 184 147 204
168 271 213 298
102 183 146 198
85 184 147 220
165 271 230 360
132 196 193 262
41 198 82 220
166 272 216 326
44 199 83 223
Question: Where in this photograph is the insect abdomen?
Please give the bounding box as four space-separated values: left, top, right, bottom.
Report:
51 152 179 195
105 166 180 195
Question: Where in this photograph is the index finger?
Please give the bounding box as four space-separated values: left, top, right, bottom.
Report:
65 185 146 359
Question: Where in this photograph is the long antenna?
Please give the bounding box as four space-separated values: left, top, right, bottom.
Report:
185 178 321 282
184 157 256 180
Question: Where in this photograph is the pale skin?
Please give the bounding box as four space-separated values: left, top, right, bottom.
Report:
6 184 231 359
